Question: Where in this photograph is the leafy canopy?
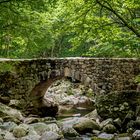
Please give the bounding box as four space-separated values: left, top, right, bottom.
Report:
0 0 140 58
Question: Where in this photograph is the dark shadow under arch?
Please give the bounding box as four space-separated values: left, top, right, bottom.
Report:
28 69 82 117
28 76 62 117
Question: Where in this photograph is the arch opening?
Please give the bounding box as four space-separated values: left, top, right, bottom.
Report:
28 76 63 117
27 76 94 118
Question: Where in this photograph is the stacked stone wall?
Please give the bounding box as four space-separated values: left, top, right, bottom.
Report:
0 58 139 109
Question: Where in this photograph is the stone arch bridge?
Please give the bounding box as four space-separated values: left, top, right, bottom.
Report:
0 58 139 115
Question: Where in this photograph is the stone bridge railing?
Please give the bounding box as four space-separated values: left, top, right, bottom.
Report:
0 58 139 114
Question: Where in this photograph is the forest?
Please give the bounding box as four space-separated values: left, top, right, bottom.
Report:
0 0 140 58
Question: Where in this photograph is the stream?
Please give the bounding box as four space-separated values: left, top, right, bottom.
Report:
45 79 95 140
59 106 95 139
57 106 94 140
57 106 94 120
0 79 137 139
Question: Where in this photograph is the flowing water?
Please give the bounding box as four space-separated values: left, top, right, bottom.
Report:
44 79 95 140
57 106 94 120
57 106 95 140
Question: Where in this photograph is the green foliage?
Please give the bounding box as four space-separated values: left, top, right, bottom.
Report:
0 0 140 58
0 0 55 58
67 88 73 96
85 88 94 98
0 62 15 72
135 75 140 83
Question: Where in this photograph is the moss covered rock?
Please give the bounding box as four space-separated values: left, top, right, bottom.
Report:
102 124 117 134
73 118 100 134
30 122 48 135
13 126 28 138
95 90 140 120
0 103 24 122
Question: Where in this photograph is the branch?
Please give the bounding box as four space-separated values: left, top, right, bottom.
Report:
96 0 140 38
127 8 136 20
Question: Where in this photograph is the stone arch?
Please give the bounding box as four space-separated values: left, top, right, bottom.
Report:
29 69 63 116
28 68 83 117
29 76 62 116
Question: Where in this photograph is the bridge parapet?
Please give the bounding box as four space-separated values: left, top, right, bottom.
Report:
0 58 139 112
